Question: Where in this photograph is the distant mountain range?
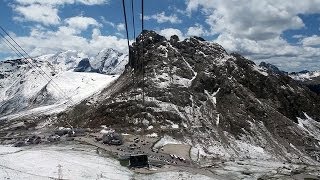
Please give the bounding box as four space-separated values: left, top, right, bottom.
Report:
0 48 127 119
259 62 320 94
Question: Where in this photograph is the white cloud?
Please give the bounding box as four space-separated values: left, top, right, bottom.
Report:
215 33 320 71
100 16 115 27
145 12 182 24
57 26 78 35
116 23 125 32
159 28 185 40
65 16 101 31
1 26 128 58
0 0 128 62
15 0 109 6
185 0 320 71
301 35 320 47
185 0 320 40
292 34 305 39
13 4 60 25
12 0 109 26
186 24 207 37
76 0 109 5
92 28 101 40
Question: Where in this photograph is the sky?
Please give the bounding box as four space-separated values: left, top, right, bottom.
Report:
0 0 320 72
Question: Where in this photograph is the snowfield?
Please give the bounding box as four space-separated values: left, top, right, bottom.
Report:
290 71 320 81
1 144 319 180
0 49 123 120
0 72 118 120
0 144 217 180
0 144 132 180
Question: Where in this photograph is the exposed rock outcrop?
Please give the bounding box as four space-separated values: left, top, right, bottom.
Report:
60 30 320 164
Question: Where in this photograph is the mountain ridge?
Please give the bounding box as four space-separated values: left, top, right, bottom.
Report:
0 48 126 119
57 30 320 164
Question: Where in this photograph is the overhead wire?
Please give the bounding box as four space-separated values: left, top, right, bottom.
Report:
131 0 137 100
122 0 130 51
0 32 56 97
131 0 136 41
141 0 145 106
0 32 35 73
0 34 59 122
0 26 74 104
0 31 47 78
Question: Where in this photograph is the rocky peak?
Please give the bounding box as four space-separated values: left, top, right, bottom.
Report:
169 35 179 45
129 30 230 74
289 70 320 95
259 62 288 75
62 30 320 163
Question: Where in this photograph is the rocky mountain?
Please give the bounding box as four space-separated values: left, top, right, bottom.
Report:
290 70 320 81
0 48 126 119
290 70 320 95
58 30 320 164
90 48 128 75
259 62 288 76
74 48 128 74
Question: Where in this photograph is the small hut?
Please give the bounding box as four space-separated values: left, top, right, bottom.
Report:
129 154 149 168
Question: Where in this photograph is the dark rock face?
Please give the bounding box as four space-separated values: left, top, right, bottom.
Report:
259 62 288 75
61 30 320 163
307 83 320 94
74 58 98 72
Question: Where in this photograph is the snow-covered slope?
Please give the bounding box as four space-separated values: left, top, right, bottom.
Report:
289 70 320 81
0 49 127 119
0 144 132 180
91 48 128 75
2 144 318 180
289 70 320 94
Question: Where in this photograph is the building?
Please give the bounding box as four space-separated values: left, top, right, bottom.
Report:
129 154 149 168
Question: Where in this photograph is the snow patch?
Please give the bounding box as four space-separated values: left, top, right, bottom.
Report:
0 145 132 180
290 71 320 81
146 133 158 138
252 65 268 76
297 113 320 140
153 135 184 149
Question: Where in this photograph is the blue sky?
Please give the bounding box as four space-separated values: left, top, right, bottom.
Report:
0 0 320 72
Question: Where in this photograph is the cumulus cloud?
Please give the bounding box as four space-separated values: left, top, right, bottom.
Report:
292 34 306 39
15 0 109 6
13 0 109 26
65 16 101 31
186 24 207 37
100 16 115 27
301 35 320 47
145 12 182 24
76 0 109 5
215 32 320 71
13 4 60 25
1 26 128 58
159 28 185 40
185 0 320 71
116 23 125 32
